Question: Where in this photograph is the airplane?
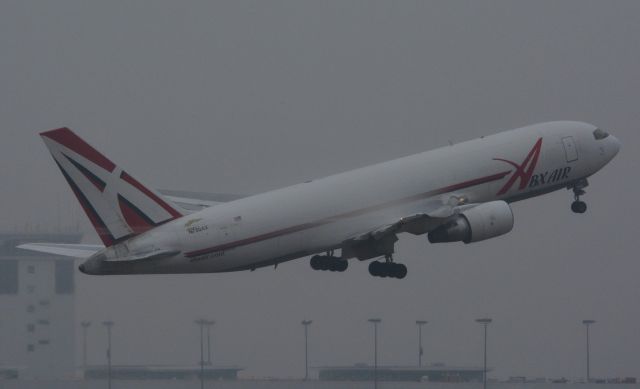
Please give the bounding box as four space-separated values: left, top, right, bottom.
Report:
19 121 620 278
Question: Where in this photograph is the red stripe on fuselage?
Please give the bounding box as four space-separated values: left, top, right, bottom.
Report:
41 128 116 172
185 170 511 258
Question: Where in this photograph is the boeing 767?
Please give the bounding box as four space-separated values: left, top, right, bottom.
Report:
19 122 620 278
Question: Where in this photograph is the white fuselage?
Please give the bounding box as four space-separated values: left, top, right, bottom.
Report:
82 121 620 275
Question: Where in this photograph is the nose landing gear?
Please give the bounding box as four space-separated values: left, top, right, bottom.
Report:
571 199 587 214
571 180 588 214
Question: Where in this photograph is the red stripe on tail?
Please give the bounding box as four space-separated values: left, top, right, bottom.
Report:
120 171 182 219
62 153 107 192
41 128 116 172
118 195 156 235
55 161 116 246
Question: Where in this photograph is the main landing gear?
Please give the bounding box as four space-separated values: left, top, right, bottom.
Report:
571 182 588 214
368 254 407 279
310 251 348 272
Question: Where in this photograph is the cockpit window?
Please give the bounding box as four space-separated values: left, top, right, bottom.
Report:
593 128 609 140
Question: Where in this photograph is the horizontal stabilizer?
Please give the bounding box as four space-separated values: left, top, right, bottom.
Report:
17 243 104 258
113 249 180 262
159 189 246 212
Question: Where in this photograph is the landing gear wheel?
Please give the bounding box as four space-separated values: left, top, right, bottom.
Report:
394 263 408 279
310 255 322 270
311 254 348 272
571 200 587 214
335 260 348 272
368 261 382 277
571 180 588 214
369 261 407 279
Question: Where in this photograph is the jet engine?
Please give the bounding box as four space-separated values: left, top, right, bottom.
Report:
428 201 514 244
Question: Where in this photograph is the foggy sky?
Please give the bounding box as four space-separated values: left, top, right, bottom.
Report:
1 0 639 379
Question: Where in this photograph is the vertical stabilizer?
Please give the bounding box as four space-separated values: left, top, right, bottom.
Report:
40 128 183 246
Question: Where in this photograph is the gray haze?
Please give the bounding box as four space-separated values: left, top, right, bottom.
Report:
1 0 639 380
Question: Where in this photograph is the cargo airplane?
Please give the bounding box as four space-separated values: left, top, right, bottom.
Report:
19 122 620 278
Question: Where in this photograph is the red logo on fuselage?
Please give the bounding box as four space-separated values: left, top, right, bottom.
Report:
493 138 543 195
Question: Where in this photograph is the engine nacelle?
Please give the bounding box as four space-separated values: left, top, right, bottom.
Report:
428 200 514 244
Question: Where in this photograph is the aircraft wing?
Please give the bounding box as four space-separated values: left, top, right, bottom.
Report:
158 189 246 212
17 243 104 258
345 197 477 243
347 213 440 243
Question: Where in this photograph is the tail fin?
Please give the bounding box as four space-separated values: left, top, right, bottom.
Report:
40 128 183 246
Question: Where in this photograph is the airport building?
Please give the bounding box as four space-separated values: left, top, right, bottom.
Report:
0 232 81 380
317 364 486 382
84 365 243 380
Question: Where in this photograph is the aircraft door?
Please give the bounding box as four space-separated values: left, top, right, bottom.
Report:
562 136 578 162
217 220 237 244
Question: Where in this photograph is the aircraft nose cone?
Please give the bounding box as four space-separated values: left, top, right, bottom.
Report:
609 135 621 156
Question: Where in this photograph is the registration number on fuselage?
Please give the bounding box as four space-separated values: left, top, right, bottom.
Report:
187 224 208 234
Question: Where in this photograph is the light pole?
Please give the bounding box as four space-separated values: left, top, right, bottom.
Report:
195 319 206 389
582 320 596 382
102 321 114 389
301 320 312 380
416 320 427 367
368 318 381 389
81 321 91 374
475 318 492 389
204 320 215 366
